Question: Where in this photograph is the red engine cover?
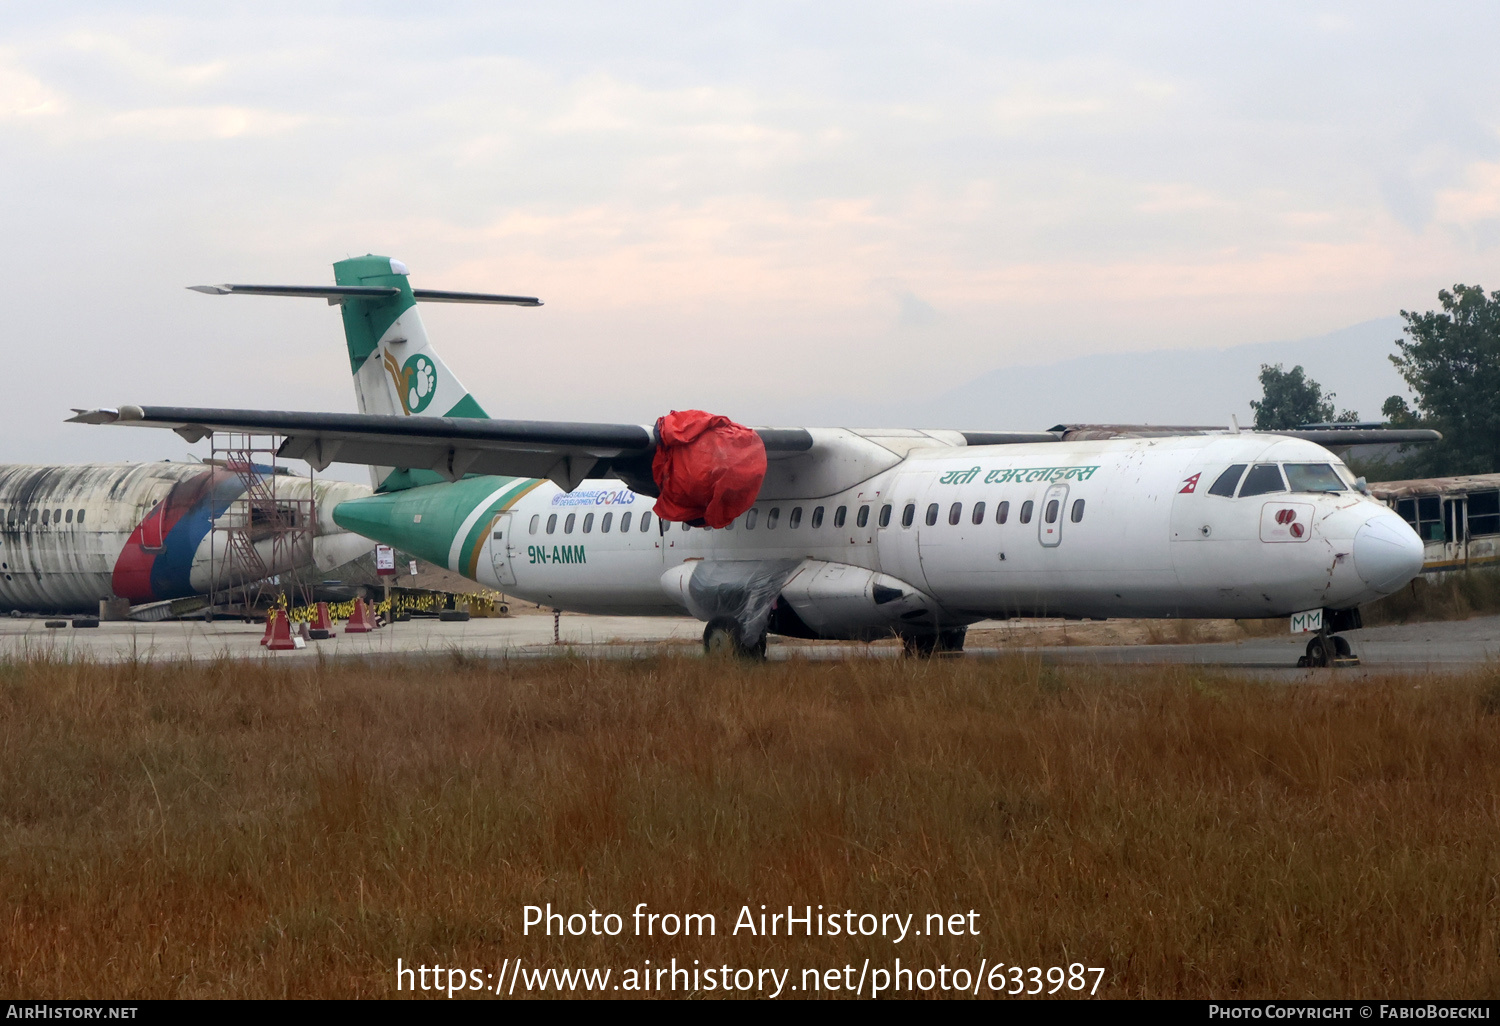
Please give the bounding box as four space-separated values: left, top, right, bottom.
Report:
651 410 767 528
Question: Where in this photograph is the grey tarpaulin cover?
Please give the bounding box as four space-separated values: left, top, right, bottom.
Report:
685 559 805 644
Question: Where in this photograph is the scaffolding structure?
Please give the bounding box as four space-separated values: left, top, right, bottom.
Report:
207 433 316 616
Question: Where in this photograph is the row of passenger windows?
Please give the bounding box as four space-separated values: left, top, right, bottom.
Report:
0 507 86 527
905 498 1084 527
526 498 1087 536
531 510 653 535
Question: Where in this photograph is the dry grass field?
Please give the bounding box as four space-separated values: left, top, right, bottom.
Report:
3 651 1500 999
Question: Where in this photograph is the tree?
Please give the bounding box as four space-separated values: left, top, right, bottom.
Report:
1385 284 1500 475
1249 363 1357 429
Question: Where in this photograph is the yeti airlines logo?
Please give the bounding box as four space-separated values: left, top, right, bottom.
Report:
382 350 438 415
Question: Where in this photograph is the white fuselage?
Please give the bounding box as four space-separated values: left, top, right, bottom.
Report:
455 433 1422 632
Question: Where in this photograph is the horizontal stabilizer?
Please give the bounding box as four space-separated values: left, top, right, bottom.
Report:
188 284 542 306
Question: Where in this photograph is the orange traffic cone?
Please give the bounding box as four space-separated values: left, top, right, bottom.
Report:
265 609 297 651
309 602 333 640
344 597 378 634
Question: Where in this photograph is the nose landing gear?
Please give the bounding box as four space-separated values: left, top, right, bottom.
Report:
1298 630 1358 668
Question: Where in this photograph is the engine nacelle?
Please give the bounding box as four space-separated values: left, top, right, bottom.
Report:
777 559 946 641
661 558 951 642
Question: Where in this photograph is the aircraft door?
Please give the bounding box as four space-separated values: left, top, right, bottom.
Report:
1039 483 1069 548
489 513 517 587
875 470 933 593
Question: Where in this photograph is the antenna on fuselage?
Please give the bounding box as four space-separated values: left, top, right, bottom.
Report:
1230 415 1242 434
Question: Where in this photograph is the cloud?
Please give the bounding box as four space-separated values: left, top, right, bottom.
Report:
0 56 65 119
107 105 312 140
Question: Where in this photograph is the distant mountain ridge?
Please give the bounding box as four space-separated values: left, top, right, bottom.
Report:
901 317 1408 433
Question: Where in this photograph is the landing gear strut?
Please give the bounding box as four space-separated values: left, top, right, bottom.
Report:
702 617 767 660
902 627 967 659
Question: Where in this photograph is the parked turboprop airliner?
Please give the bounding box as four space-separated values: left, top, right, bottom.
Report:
72 255 1432 664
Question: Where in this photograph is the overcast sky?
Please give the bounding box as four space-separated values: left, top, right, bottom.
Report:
4 2 1499 469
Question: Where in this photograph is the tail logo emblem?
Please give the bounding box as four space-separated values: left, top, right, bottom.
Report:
383 351 438 415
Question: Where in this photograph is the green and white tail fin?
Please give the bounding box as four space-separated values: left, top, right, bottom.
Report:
190 255 540 492
335 255 491 490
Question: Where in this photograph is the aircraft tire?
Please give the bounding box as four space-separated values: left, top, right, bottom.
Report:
902 633 938 658
438 609 470 622
1305 635 1330 668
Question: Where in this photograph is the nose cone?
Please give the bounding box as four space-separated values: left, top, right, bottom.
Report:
1353 511 1425 595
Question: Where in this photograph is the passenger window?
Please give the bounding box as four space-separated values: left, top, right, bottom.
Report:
582 513 594 533
901 503 915 528
1238 464 1287 497
925 503 939 527
1208 464 1247 497
972 501 986 525
41 510 49 525
834 506 847 528
65 509 73 524
529 514 539 535
1284 463 1345 493
1045 499 1059 524
76 509 84 526
857 505 870 528
996 500 1009 524
546 513 557 534
620 511 632 532
811 506 824 529
1019 500 1034 524
1071 499 1085 523
640 511 653 532
602 512 613 532
745 508 758 530
789 507 803 529
29 509 37 525
767 508 780 529
53 509 61 524
879 504 892 527
948 502 962 526
564 513 576 534
723 517 734 531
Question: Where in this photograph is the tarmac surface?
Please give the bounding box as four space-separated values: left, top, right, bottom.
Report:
0 611 1496 673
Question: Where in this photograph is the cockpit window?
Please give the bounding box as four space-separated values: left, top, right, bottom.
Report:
1284 463 1345 493
1208 464 1246 497
1238 463 1287 497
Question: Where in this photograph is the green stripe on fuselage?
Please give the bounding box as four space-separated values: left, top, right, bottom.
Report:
332 475 541 572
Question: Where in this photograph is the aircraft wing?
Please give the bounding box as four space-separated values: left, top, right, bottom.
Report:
1049 423 1442 445
67 405 817 493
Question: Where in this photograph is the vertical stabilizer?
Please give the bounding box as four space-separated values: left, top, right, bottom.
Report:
333 255 489 490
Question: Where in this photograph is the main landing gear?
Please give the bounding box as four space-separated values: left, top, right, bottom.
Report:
901 627 967 659
702 617 768 660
